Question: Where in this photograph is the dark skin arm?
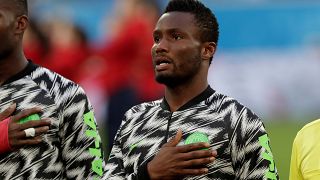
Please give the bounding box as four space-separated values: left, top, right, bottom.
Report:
147 129 217 180
0 103 51 150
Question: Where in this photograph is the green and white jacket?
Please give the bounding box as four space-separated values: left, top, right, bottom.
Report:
106 86 279 180
0 61 106 179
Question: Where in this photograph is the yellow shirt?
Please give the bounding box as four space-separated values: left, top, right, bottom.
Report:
289 119 320 180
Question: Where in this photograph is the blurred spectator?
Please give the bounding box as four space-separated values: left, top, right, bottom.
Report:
74 55 109 144
23 19 50 66
45 19 91 82
98 0 164 154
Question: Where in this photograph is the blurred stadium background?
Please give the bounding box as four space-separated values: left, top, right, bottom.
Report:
26 0 320 179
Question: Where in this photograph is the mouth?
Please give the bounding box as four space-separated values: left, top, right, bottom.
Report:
154 56 171 66
154 57 172 71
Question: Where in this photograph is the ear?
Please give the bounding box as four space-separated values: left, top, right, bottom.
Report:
201 42 216 61
14 15 28 35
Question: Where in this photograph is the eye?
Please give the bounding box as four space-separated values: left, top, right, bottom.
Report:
153 34 161 43
172 33 183 40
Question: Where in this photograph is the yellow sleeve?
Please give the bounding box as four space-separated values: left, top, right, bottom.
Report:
290 119 320 180
289 135 303 180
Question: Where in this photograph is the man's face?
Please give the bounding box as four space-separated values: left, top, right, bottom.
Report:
151 12 203 87
0 6 16 60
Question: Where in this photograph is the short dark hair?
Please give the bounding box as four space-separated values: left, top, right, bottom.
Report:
1 0 28 16
164 0 219 45
15 0 28 16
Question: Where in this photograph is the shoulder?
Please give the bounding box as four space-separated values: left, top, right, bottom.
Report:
209 91 264 136
295 119 320 142
30 66 87 102
31 66 82 91
208 91 244 109
118 99 162 134
209 91 259 118
31 66 79 88
300 119 320 131
125 99 162 116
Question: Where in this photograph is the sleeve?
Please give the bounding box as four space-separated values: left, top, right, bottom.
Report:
59 86 107 179
289 135 303 180
105 114 150 180
105 125 127 179
230 107 279 180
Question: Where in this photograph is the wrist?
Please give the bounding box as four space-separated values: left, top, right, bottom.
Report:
0 117 12 154
147 162 160 180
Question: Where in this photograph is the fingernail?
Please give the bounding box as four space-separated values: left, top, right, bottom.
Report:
45 119 52 124
212 150 217 156
36 107 43 111
9 103 16 108
209 157 215 161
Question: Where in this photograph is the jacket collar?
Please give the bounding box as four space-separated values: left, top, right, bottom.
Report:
2 60 38 85
160 85 215 111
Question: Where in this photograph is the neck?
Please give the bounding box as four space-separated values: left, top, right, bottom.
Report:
0 51 28 85
164 78 208 112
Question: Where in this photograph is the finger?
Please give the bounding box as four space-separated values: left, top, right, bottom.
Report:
12 136 43 147
35 126 50 135
178 156 216 168
178 149 217 161
18 119 51 130
0 103 16 121
175 167 208 176
11 107 42 122
163 129 182 147
176 142 211 153
11 126 50 139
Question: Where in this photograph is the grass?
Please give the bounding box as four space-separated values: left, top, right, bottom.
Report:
265 120 307 180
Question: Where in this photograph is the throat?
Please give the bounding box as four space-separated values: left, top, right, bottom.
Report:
0 78 5 86
165 89 192 112
0 58 28 86
0 74 9 86
165 83 208 112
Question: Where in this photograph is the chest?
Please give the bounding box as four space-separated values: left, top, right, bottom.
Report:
121 108 233 177
0 79 60 144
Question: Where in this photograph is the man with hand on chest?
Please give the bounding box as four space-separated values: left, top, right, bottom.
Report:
106 0 279 179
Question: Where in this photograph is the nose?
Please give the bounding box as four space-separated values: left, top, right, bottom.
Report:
153 39 169 54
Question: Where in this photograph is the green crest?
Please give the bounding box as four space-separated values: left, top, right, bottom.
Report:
185 132 209 149
19 114 40 124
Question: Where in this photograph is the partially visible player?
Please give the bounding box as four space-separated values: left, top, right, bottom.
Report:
289 119 320 180
0 0 107 178
106 0 279 179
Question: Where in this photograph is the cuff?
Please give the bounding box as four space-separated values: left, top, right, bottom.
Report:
0 117 12 154
136 162 151 180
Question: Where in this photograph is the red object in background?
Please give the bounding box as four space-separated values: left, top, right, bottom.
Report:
99 15 164 100
24 43 45 65
45 44 90 82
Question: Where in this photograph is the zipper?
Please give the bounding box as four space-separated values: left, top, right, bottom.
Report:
164 112 173 142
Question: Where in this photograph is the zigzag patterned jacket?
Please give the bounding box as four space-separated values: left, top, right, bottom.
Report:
106 86 279 180
0 61 106 179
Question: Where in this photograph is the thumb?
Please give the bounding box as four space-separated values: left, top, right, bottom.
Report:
164 129 182 147
0 103 16 121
